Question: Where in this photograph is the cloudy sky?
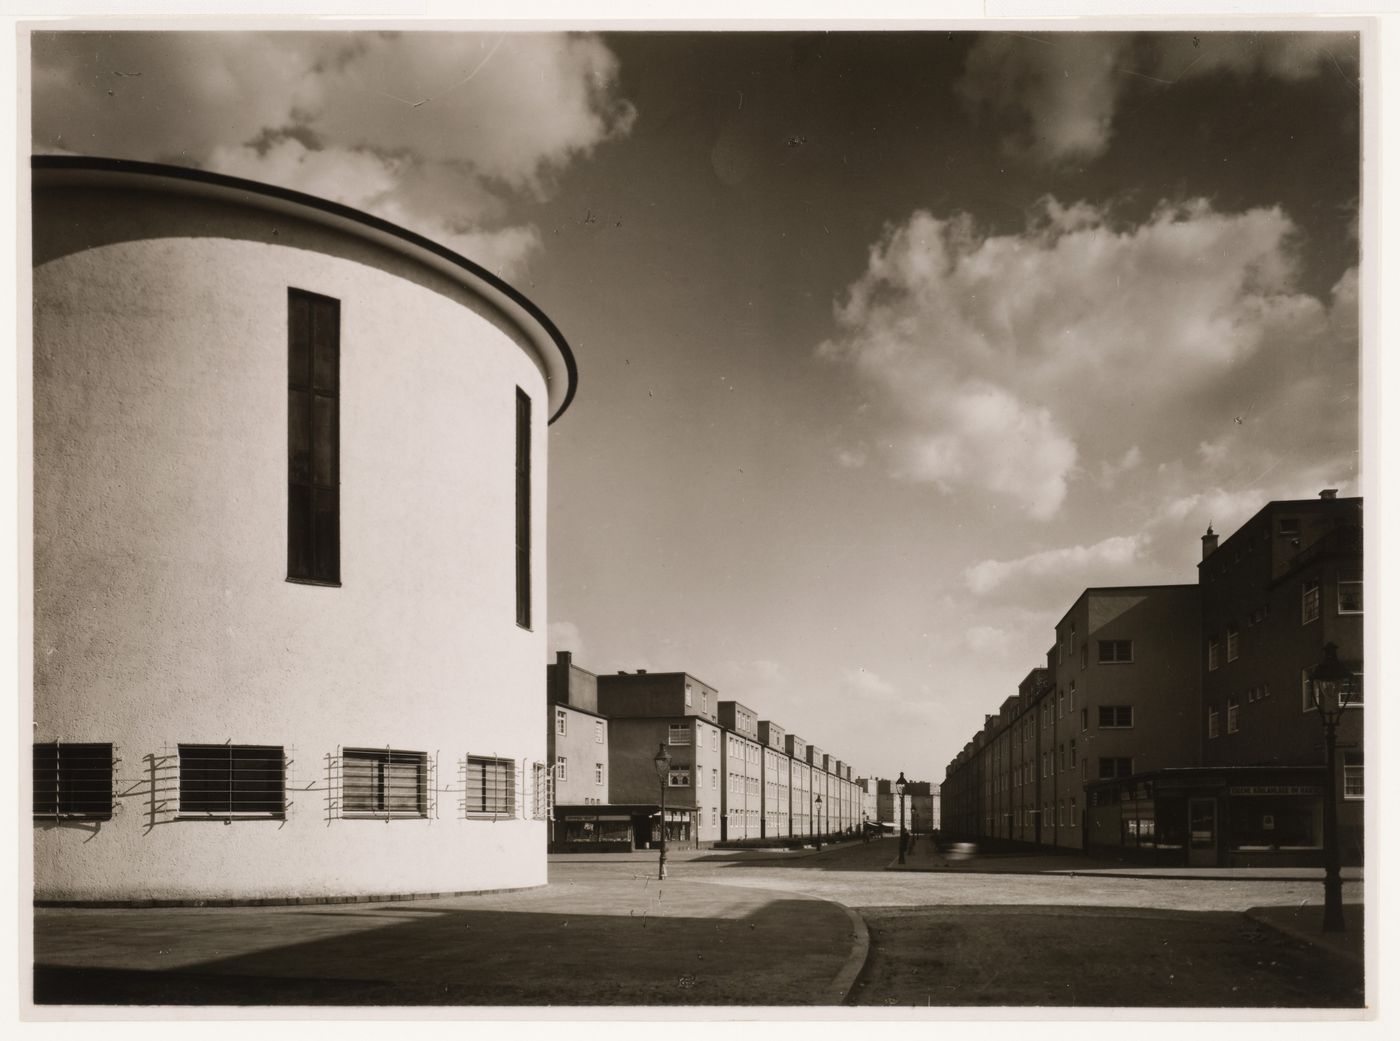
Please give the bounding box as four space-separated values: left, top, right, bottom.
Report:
30 28 1363 783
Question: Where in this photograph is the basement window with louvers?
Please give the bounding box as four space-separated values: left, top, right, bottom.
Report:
33 742 114 820
464 756 515 818
343 747 428 818
178 744 286 819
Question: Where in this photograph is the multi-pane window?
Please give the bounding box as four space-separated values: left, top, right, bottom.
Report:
556 756 568 782
555 710 567 737
1226 697 1239 734
1098 705 1133 728
1208 706 1220 739
1080 708 1088 732
1343 752 1364 799
287 289 340 584
685 684 693 707
343 748 427 818
532 762 549 819
32 742 113 819
1338 570 1362 614
515 388 532 628
1098 757 1133 779
594 720 605 744
1080 644 1088 669
668 768 691 787
1098 640 1133 663
180 744 286 818
1302 579 1321 623
1068 682 1076 712
668 724 691 746
594 763 605 786
1226 625 1240 662
466 755 515 817
1069 739 1077 768
1279 517 1300 538
1208 637 1220 671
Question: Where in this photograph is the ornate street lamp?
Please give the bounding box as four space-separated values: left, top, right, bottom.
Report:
814 794 823 850
1310 642 1355 932
653 743 671 881
896 771 908 865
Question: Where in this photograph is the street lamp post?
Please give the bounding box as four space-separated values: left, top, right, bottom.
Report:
814 794 823 850
1310 642 1355 933
896 771 908 865
653 743 671 881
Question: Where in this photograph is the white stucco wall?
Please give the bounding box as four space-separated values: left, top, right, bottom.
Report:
32 177 560 901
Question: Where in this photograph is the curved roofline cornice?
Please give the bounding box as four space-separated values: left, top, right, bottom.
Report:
32 154 578 423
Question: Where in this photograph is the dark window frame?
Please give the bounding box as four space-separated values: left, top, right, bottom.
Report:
465 755 517 818
342 747 429 819
287 288 341 586
33 742 114 820
178 744 286 819
1098 705 1134 729
515 387 532 629
1098 639 1134 663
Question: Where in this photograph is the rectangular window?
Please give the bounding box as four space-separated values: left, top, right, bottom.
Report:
1208 706 1220 739
702 692 709 713
1080 708 1088 732
1058 691 1065 718
556 756 567 782
515 388 532 628
1279 517 1300 538
668 769 691 787
1338 570 1362 614
343 748 426 818
287 289 340 584
1208 638 1220 671
32 742 113 819
1302 579 1320 624
1069 622 1076 656
594 720 604 744
1226 697 1239 734
180 744 286 818
555 710 567 737
1069 739 1077 768
1068 681 1076 712
1226 625 1240 662
1343 752 1364 799
1070 798 1078 828
712 768 718 790
685 684 693 707
594 763 605 786
1098 639 1133 663
1098 757 1133 779
1080 644 1088 669
712 731 719 751
1098 705 1133 728
466 755 515 817
668 724 691 746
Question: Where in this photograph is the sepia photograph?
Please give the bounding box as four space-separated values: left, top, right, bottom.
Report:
20 12 1376 1020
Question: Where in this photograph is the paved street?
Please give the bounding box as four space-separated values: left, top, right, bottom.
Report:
33 838 1366 1009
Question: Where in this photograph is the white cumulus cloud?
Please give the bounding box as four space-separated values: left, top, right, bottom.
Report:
32 31 635 277
964 534 1150 598
819 197 1355 522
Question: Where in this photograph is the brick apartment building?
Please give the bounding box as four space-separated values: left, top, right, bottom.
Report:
941 492 1364 868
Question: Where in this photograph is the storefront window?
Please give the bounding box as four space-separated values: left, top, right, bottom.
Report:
1229 796 1320 850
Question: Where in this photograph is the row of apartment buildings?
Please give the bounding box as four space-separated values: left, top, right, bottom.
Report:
547 655 891 851
941 492 1363 868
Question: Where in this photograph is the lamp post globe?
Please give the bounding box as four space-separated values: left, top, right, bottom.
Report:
896 771 908 865
1310 642 1354 933
653 743 671 881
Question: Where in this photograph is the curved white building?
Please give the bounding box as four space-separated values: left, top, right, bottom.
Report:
31 156 575 902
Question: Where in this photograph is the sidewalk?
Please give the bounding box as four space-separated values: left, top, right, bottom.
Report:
887 841 1365 883
33 872 865 1008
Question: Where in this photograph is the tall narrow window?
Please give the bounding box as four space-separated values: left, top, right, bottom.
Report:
288 289 340 584
515 388 532 628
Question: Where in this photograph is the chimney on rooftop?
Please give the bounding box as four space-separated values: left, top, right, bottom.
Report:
1201 525 1218 561
636 669 647 674
555 650 572 669
1320 488 1338 500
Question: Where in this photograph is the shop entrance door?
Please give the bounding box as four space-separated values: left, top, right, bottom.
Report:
1188 798 1218 867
